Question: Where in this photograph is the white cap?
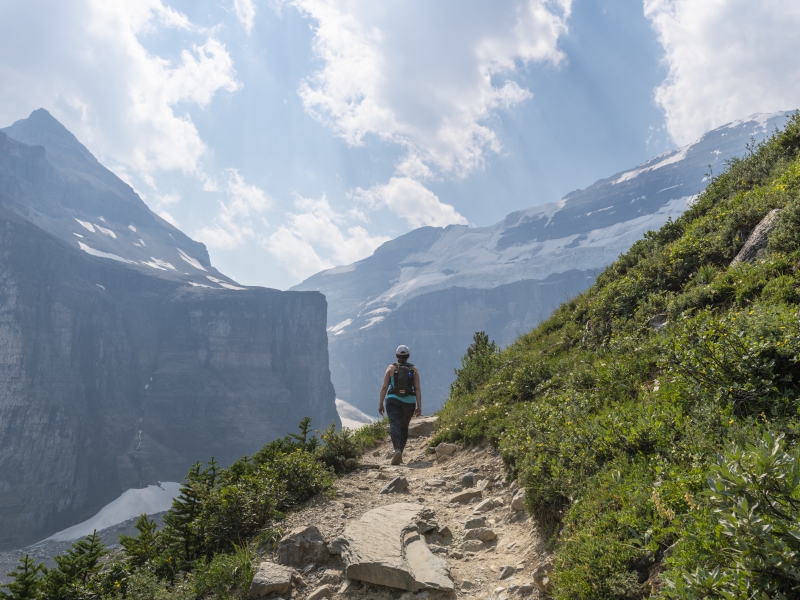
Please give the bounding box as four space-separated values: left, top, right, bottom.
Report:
396 345 410 356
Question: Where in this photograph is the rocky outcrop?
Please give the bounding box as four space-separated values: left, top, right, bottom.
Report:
730 208 783 266
0 115 339 548
249 562 295 598
277 526 330 567
331 503 453 592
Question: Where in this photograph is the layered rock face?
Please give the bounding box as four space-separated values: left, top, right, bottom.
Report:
0 112 338 548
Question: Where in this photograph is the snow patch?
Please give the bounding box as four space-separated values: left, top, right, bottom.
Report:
95 284 105 291
206 276 245 290
177 249 207 272
336 398 375 431
139 238 146 247
42 483 181 543
364 307 392 316
73 233 83 238
78 242 133 264
96 225 116 239
328 319 352 334
75 219 95 233
128 224 137 232
141 258 176 271
360 316 385 329
188 282 214 288
613 144 690 184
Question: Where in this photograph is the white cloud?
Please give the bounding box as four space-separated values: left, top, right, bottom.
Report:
292 0 571 176
195 169 272 249
233 0 257 34
264 195 389 280
0 0 239 183
353 177 467 228
645 0 800 145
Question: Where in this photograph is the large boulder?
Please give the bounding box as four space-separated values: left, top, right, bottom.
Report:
408 416 438 437
731 208 782 266
276 526 330 567
248 562 295 598
331 503 454 592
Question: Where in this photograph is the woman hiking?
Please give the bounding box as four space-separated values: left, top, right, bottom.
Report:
378 345 422 465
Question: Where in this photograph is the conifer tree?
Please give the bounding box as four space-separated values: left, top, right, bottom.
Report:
161 459 218 565
0 555 43 600
43 531 106 599
119 514 159 568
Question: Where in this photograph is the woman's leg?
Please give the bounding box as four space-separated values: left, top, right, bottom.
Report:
385 398 404 451
397 401 416 451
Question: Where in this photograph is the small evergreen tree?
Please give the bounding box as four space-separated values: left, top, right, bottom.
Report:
119 515 159 569
0 555 43 600
43 531 106 599
161 459 218 566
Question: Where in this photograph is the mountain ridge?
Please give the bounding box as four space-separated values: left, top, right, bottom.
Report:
293 110 795 413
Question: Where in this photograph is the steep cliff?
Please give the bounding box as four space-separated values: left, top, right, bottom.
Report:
0 113 338 548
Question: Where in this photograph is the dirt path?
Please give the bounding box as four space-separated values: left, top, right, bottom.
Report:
274 422 550 600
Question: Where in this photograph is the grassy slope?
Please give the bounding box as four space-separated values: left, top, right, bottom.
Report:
434 115 800 599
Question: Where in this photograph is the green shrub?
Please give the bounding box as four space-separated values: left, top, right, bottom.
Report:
192 545 255 600
663 432 800 599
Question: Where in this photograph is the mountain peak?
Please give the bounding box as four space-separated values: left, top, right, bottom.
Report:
1 108 99 173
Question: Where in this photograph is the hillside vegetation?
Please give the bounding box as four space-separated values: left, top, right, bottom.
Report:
434 114 800 599
0 420 387 600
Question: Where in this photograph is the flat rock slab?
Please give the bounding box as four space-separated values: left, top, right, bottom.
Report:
449 490 482 504
332 503 454 592
408 416 438 437
249 562 295 598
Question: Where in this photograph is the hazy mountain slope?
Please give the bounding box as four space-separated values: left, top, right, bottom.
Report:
0 109 235 289
293 111 794 413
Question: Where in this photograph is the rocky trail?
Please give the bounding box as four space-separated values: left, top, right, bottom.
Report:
252 417 552 600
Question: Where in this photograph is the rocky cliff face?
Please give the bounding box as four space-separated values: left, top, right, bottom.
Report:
0 113 338 548
294 111 794 414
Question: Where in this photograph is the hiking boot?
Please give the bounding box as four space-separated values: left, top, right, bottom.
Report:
391 450 403 465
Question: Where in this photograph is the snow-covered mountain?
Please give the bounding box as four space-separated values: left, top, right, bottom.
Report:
0 109 242 290
293 111 794 414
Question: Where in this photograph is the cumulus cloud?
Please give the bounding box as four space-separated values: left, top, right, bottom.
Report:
0 0 239 184
353 177 467 228
293 0 570 176
195 169 272 249
264 195 389 280
287 0 570 229
645 0 800 145
233 0 257 33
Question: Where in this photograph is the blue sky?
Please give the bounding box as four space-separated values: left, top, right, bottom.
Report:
1 0 798 288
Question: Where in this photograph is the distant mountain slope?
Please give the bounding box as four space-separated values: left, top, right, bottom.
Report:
293 111 794 414
0 109 238 290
